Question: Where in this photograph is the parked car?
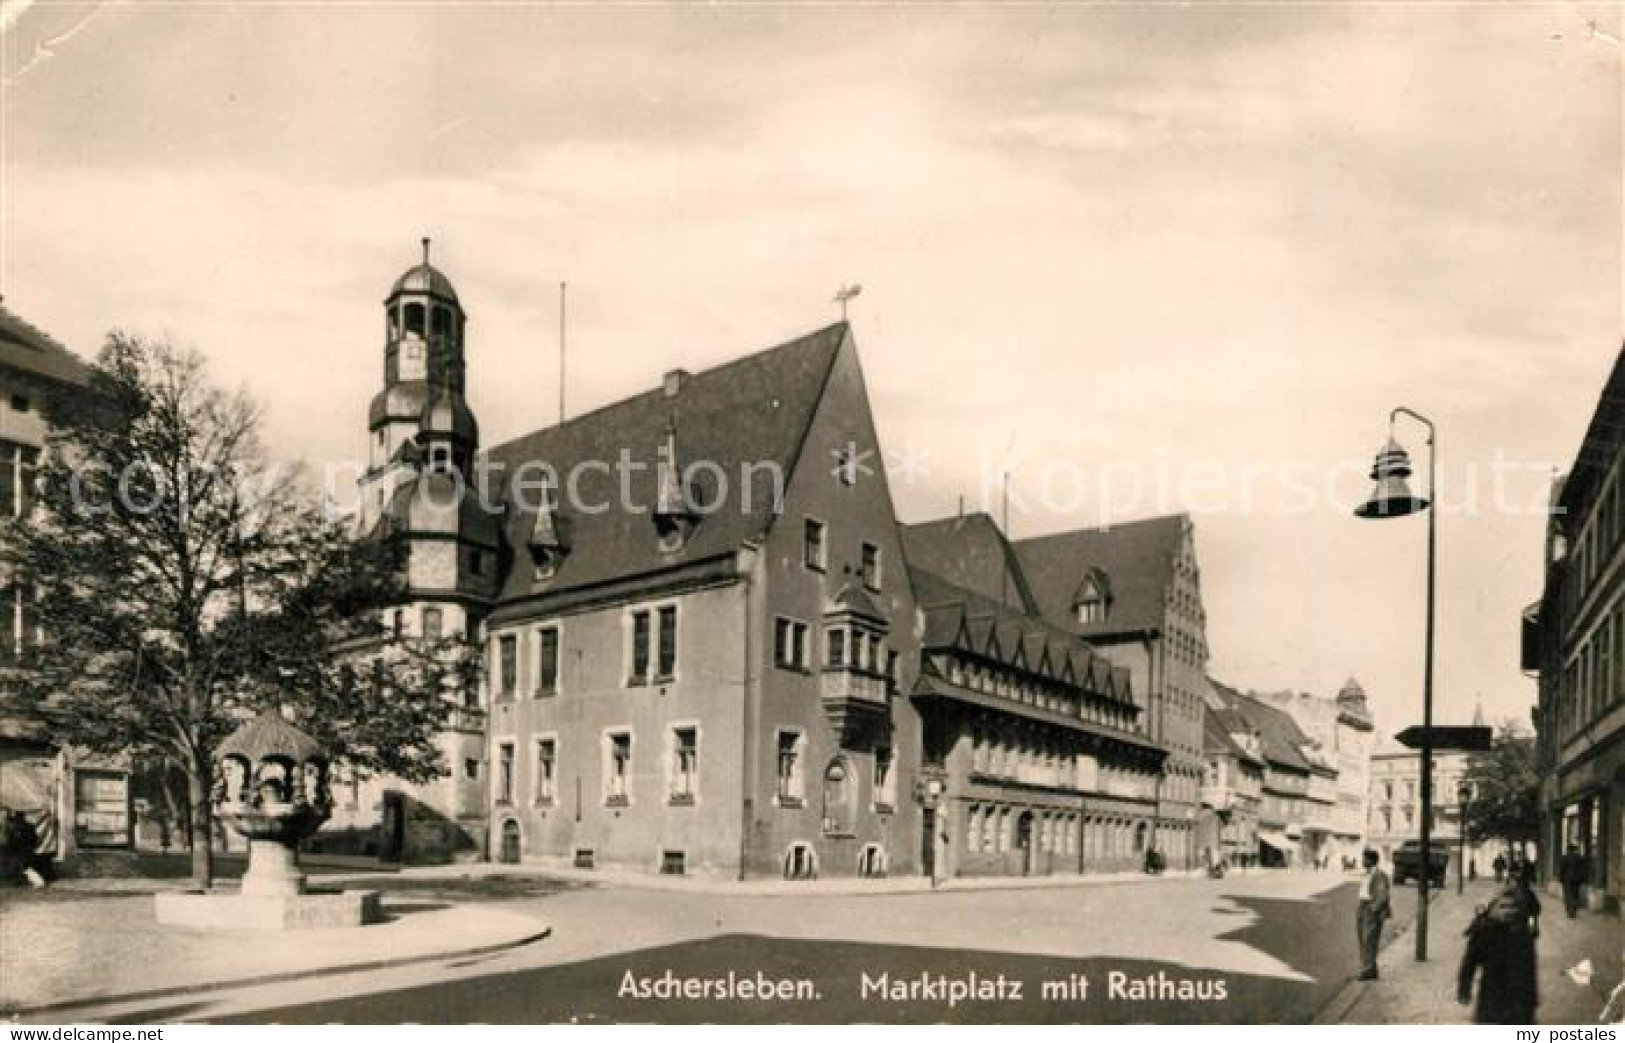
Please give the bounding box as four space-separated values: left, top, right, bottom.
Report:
1392 840 1449 887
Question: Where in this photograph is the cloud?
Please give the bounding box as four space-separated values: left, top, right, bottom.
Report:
2 4 1618 739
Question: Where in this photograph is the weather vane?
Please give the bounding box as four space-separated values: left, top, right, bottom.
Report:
833 283 862 320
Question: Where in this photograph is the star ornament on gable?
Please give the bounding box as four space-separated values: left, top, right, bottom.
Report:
831 441 876 486
887 441 932 486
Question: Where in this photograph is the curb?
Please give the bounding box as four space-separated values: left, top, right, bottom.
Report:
6 923 552 1020
346 864 1295 899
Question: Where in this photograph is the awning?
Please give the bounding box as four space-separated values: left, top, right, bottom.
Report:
1259 831 1299 854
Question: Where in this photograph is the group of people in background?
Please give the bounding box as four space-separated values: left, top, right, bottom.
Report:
1359 842 1616 1025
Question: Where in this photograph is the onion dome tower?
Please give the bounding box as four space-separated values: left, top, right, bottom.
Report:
358 240 503 628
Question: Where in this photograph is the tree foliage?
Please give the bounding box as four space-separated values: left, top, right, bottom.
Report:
1 333 478 885
1462 721 1542 848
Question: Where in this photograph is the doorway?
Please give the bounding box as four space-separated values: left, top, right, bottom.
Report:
1017 811 1035 875
499 819 521 864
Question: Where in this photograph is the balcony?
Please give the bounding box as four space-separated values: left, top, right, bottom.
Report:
1201 784 1234 810
820 667 890 737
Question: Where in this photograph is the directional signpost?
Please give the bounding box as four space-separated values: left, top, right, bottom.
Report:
1395 725 1493 753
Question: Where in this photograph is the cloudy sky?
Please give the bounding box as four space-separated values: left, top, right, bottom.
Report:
2 1 1619 738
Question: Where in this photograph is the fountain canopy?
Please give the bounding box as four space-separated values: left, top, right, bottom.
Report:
213 709 333 845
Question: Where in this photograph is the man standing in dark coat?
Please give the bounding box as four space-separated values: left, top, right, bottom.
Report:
1459 881 1540 1023
1356 848 1391 981
1559 844 1589 918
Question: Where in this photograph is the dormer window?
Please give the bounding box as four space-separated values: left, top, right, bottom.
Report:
428 443 452 474
1074 568 1112 625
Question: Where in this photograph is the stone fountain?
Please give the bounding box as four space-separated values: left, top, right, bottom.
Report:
154 710 381 930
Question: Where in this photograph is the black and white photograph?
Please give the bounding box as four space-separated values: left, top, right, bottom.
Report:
0 0 1621 1026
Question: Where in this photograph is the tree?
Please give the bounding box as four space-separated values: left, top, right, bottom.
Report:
1462 721 1541 850
1 333 477 887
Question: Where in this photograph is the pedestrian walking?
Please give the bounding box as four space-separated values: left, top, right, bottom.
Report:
1458 880 1540 1023
1559 843 1589 918
1492 853 1506 883
1356 848 1391 981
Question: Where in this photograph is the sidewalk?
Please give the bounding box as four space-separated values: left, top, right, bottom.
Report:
1320 879 1623 1024
0 891 549 1019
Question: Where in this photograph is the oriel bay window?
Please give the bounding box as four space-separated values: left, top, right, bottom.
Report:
826 627 847 669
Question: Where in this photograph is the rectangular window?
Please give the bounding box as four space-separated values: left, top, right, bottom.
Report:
886 650 900 693
657 605 678 679
496 742 515 803
774 618 809 671
536 626 560 694
0 442 39 519
803 518 826 571
422 607 443 642
497 634 518 700
861 542 882 591
776 730 804 803
630 611 651 684
670 727 698 803
605 731 632 804
827 628 847 669
463 757 480 780
535 738 556 804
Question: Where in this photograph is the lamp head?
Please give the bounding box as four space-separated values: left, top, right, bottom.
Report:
1355 437 1430 519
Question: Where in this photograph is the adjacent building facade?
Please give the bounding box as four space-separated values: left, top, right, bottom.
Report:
1254 678 1376 867
1365 739 1493 877
1198 689 1265 869
1210 681 1315 866
1527 344 1623 912
901 516 1167 878
0 302 132 861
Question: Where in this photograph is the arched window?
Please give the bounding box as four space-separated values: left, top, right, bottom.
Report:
1134 820 1149 853
822 758 854 835
404 302 426 336
784 842 817 880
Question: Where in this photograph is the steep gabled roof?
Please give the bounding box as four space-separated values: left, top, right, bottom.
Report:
483 323 848 605
1014 513 1188 637
0 303 90 388
908 564 1135 709
1556 343 1624 524
1231 693 1315 774
1203 708 1250 761
900 513 1039 614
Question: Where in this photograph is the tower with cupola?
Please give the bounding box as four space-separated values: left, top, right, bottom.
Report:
336 241 501 863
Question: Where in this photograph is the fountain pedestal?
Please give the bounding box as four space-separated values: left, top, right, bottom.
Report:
154 711 380 931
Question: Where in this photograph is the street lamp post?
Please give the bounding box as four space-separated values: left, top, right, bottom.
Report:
1355 406 1437 962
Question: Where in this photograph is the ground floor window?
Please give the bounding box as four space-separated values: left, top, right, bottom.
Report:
785 842 817 880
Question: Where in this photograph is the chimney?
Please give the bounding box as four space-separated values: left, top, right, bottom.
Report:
663 369 691 398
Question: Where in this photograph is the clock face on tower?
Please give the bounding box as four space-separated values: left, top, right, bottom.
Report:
402 341 426 380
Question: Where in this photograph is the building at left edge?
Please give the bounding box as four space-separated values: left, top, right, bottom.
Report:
0 301 133 862
1527 343 1623 914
